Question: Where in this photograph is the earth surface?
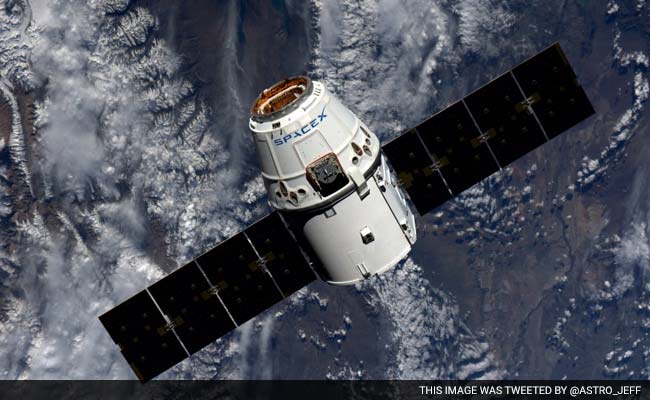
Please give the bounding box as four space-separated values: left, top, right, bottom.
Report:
0 0 649 381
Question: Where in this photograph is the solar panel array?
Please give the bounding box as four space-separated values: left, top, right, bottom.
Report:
383 43 595 215
99 212 317 382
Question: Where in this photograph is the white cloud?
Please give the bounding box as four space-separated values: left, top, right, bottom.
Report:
311 0 457 136
576 22 648 191
612 220 650 297
450 0 517 56
357 258 505 379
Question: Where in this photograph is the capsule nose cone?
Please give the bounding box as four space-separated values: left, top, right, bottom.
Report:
251 76 312 121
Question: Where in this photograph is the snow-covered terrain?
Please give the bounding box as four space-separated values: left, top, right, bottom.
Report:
0 0 268 379
0 0 648 381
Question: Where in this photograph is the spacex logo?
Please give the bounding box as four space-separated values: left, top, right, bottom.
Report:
274 105 327 146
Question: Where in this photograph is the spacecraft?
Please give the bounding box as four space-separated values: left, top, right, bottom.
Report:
99 43 595 381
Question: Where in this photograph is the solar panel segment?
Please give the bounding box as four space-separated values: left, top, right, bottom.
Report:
512 43 595 139
147 262 236 355
195 232 284 325
382 129 452 214
415 101 500 195
244 212 317 297
98 290 187 382
463 72 548 167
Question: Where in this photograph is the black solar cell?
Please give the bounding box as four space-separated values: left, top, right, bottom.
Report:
464 73 548 167
513 43 595 139
196 233 284 325
245 212 316 297
148 262 236 355
382 129 452 215
99 290 187 382
416 101 500 195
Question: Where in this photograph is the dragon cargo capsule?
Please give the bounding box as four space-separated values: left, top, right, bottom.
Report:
249 76 417 285
100 44 596 382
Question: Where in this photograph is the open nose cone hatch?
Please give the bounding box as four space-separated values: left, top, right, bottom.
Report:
251 76 312 121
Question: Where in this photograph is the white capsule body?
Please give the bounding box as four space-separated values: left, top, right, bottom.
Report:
249 77 416 285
